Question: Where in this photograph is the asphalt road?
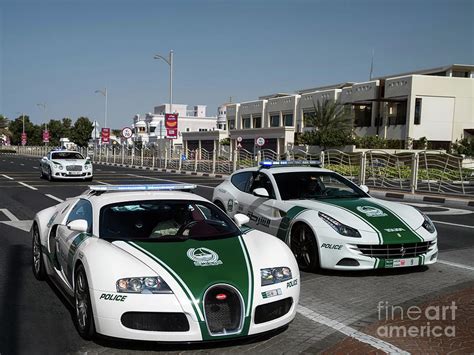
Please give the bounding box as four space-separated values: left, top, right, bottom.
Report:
1 154 473 354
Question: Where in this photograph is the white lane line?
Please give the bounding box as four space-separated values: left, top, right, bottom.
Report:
127 173 214 189
96 181 110 185
20 163 24 166
0 208 20 221
45 194 64 203
297 305 408 354
18 182 38 190
437 260 474 271
433 220 474 229
33 166 39 169
1 174 13 180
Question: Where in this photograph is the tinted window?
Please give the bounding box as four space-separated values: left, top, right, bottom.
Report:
99 200 240 241
231 172 252 192
52 152 84 160
274 172 366 200
249 172 276 199
67 199 93 233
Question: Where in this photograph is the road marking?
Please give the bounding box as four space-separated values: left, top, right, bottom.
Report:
0 208 19 221
297 305 408 354
45 194 64 202
96 181 110 185
437 259 474 271
20 163 24 166
432 220 474 229
1 220 33 232
18 182 38 190
126 173 214 189
1 174 13 180
33 166 39 169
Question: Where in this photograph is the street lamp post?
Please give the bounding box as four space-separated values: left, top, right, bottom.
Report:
15 112 26 147
95 88 108 128
153 50 174 114
36 103 48 146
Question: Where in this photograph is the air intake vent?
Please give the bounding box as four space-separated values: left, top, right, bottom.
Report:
204 285 243 335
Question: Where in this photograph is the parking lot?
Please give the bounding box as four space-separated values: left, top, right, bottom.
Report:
0 155 473 354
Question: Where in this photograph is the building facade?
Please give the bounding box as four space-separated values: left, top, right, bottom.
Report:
226 64 474 152
132 104 219 147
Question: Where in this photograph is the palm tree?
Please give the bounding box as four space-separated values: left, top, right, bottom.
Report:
302 100 353 148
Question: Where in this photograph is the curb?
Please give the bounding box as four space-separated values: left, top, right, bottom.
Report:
369 189 474 208
95 161 226 179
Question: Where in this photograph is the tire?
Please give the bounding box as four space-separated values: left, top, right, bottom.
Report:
47 167 54 182
74 265 96 340
40 166 45 179
32 224 46 280
290 223 320 272
214 200 226 212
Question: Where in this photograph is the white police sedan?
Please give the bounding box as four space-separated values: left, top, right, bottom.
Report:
40 150 93 181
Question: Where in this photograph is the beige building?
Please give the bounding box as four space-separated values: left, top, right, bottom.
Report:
226 64 474 152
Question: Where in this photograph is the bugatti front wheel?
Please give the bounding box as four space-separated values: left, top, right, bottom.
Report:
74 265 95 340
32 224 46 280
290 223 319 272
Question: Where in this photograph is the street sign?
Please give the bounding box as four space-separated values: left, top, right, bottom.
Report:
21 132 27 146
121 127 133 139
42 130 50 143
101 128 110 144
256 136 265 147
236 142 242 149
165 113 179 139
236 136 243 143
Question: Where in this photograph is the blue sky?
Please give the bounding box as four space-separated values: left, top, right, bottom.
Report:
1 0 472 129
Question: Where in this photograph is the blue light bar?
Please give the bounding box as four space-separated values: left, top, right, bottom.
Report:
259 160 321 167
89 184 197 192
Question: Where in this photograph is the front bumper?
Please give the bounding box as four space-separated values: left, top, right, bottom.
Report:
90 284 298 342
51 168 92 179
319 235 438 270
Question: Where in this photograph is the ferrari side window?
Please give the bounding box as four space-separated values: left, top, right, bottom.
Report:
67 199 92 233
231 172 253 193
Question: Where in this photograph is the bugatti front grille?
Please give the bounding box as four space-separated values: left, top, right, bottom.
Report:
204 285 243 335
66 165 82 171
356 242 432 259
120 312 189 331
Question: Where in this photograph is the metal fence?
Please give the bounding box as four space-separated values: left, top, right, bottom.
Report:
4 145 474 197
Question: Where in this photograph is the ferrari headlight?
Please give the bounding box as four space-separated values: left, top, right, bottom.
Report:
318 212 361 238
421 212 436 234
261 267 292 286
116 276 173 294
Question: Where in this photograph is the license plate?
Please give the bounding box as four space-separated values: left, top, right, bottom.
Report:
385 257 420 268
68 171 82 175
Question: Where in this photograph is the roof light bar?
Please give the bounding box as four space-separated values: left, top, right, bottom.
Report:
259 160 321 167
89 184 197 192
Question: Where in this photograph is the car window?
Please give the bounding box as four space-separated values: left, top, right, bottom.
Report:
248 172 276 199
52 152 83 160
99 200 240 241
67 199 93 233
273 171 366 200
231 172 253 192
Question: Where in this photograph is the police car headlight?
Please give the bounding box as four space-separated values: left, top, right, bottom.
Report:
116 276 173 294
318 212 361 238
53 162 63 170
261 267 292 286
84 164 90 170
421 212 436 234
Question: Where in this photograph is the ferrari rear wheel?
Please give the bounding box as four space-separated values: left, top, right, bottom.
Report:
74 265 95 340
290 223 320 272
214 200 226 212
32 224 46 280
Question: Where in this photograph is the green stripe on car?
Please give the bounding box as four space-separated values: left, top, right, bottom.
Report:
129 235 253 340
276 206 307 241
318 198 423 244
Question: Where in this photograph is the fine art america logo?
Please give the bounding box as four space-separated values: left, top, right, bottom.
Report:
187 247 223 267
356 206 387 217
